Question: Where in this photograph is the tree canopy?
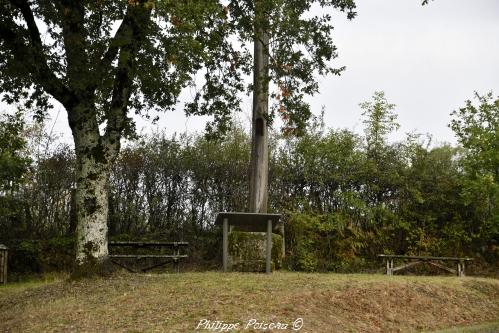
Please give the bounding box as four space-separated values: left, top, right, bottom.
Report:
0 111 30 192
225 0 356 135
0 1 247 137
1 0 358 267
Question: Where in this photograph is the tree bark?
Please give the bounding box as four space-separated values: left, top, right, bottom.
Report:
67 102 118 273
74 155 110 264
249 2 270 213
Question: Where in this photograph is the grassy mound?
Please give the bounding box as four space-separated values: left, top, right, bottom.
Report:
0 272 498 332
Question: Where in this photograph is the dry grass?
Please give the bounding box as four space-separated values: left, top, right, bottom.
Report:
425 321 499 333
0 272 498 332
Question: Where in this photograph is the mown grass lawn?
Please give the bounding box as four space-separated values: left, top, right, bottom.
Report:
0 272 498 332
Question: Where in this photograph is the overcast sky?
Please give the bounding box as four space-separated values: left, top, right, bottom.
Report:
318 0 499 145
10 0 499 146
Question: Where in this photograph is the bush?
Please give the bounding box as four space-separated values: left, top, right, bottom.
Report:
6 237 74 278
228 231 283 271
285 212 368 272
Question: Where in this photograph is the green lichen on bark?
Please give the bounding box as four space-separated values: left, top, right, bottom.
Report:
71 240 115 279
70 256 116 280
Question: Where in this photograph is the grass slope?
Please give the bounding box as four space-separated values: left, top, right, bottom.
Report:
0 272 498 332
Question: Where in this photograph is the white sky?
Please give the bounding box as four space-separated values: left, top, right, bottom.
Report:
6 0 499 146
319 0 499 145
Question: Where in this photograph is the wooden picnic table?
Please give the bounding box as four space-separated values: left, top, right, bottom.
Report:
378 254 473 277
109 241 188 273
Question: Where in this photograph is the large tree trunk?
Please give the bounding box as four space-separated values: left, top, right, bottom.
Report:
68 102 118 275
74 155 110 264
249 3 270 213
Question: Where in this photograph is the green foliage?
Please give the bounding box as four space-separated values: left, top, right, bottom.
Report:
228 231 283 271
6 237 74 278
450 92 499 181
449 92 499 262
225 0 356 135
0 111 32 242
0 111 31 192
0 0 358 139
0 0 249 135
108 125 251 237
360 91 399 156
285 212 366 272
3 93 498 275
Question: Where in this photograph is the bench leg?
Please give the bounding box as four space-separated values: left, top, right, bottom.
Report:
457 261 465 277
174 247 180 273
386 259 394 276
223 218 229 273
266 219 272 275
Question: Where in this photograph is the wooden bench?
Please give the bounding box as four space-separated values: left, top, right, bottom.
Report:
378 254 473 277
109 241 188 273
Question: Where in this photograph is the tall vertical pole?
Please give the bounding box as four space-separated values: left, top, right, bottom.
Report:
249 0 270 214
223 218 229 272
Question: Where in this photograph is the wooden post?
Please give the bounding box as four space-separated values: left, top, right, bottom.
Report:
280 223 285 259
0 245 7 284
249 0 270 214
266 219 272 274
223 218 229 273
174 245 179 273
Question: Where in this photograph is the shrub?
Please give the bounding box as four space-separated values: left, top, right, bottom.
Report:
285 212 368 272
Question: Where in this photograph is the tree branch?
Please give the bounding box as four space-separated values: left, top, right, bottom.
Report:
103 2 153 157
91 15 130 92
57 0 90 98
0 1 72 106
9 0 43 47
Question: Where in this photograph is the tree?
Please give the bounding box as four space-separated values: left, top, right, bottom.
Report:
450 92 499 258
450 92 499 182
360 91 399 161
228 0 357 212
0 111 31 193
0 0 245 271
359 91 401 207
0 111 31 239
